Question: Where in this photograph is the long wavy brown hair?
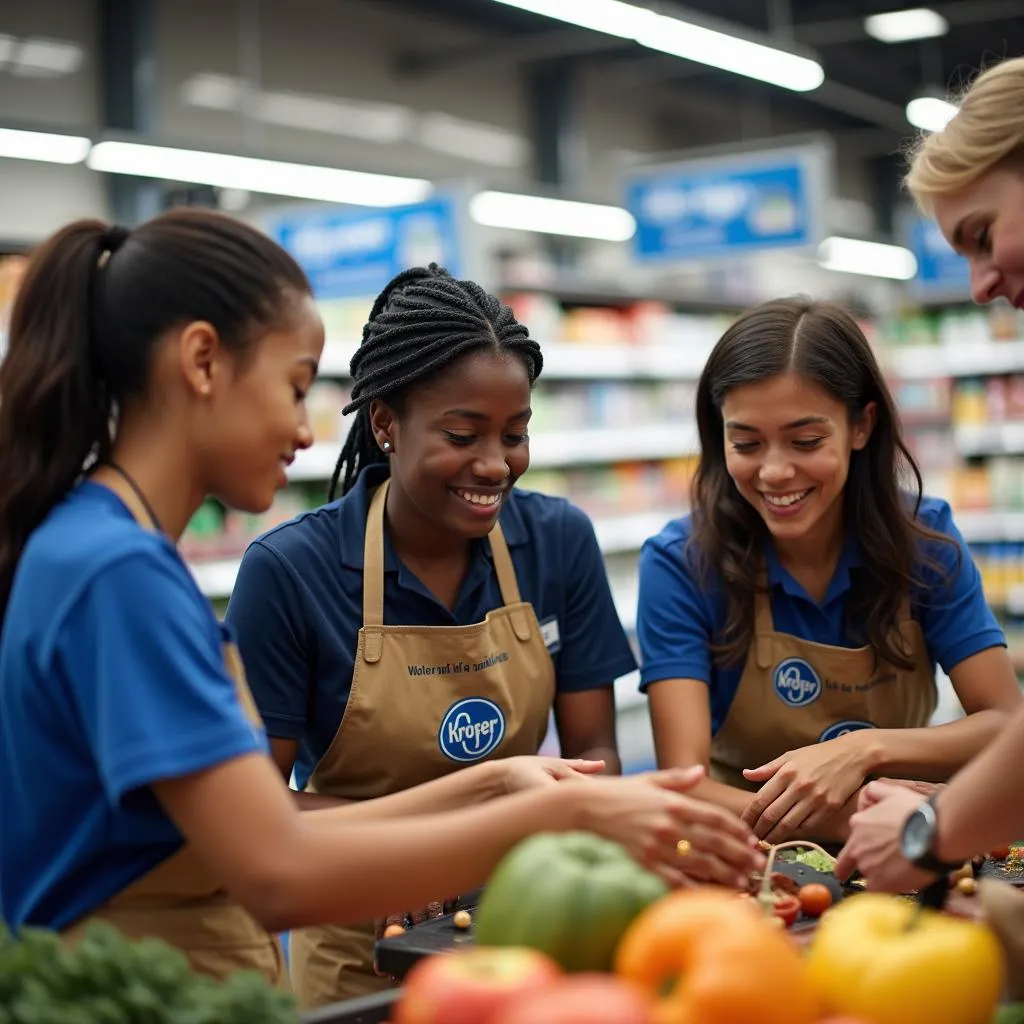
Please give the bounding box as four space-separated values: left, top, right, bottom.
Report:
689 296 957 670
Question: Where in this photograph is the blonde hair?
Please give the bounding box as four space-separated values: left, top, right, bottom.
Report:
906 56 1024 212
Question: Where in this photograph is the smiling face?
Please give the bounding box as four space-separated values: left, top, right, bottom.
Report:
932 162 1024 308
370 347 532 542
722 371 875 554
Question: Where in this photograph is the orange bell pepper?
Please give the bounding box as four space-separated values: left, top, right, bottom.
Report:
614 889 820 1024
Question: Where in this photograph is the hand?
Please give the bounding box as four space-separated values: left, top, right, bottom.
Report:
499 755 606 794
741 733 875 842
574 766 766 889
834 781 936 892
869 777 946 802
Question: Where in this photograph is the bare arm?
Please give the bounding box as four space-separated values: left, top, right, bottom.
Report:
932 697 1024 862
553 687 621 775
269 738 351 810
154 753 765 933
858 647 1022 781
647 678 755 818
648 677 858 842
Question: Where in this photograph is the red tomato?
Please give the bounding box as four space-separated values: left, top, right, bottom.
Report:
489 974 654 1024
393 947 562 1024
989 845 1012 860
798 883 834 918
772 892 802 927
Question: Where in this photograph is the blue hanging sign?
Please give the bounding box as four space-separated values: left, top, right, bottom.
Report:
624 142 832 263
265 194 464 299
903 212 971 300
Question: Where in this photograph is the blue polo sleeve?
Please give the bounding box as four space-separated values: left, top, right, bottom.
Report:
555 504 638 691
57 547 266 804
913 498 1006 672
225 540 311 741
636 527 714 690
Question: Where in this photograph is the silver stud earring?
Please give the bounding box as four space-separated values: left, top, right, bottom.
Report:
382 441 391 453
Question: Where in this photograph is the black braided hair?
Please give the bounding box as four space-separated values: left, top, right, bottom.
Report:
329 264 543 500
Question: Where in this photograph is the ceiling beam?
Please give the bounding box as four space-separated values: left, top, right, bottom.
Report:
393 26 625 76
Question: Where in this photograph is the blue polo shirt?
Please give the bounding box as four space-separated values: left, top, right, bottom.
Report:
0 483 268 931
637 496 1005 734
225 465 637 788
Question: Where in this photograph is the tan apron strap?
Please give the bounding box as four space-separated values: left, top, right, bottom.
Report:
488 522 532 643
753 586 774 670
360 480 388 664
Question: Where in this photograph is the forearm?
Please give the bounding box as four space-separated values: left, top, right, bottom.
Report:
256 785 577 929
304 760 507 823
863 709 1011 781
932 703 1024 862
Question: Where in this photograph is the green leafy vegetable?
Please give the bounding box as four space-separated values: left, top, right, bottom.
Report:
0 921 299 1024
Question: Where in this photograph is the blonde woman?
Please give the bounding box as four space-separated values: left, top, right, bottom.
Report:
838 55 1024 891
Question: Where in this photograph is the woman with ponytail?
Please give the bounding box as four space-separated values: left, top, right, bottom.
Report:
0 223 762 990
223 263 716 1007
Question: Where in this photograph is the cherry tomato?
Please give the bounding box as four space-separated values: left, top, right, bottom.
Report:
772 893 801 927
797 883 833 918
989 845 1011 860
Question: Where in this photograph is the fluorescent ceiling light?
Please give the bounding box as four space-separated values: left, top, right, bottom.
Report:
490 0 823 92
906 95 958 132
87 140 432 207
0 127 90 164
469 191 636 241
864 8 948 43
818 236 918 280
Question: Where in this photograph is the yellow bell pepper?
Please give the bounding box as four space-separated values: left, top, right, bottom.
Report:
806 893 1004 1024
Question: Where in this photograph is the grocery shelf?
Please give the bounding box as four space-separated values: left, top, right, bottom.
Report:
955 509 1024 543
189 513 675 600
318 340 709 381
498 276 749 313
888 340 1024 380
954 422 1024 457
289 425 699 482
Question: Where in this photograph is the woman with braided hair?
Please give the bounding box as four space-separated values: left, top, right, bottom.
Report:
0 222 763 986
226 264 657 1005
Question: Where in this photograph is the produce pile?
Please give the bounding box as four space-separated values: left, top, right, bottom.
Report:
389 832 1021 1024
0 920 299 1024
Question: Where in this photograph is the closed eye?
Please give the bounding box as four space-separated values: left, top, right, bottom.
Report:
730 441 759 453
444 431 475 446
794 437 825 449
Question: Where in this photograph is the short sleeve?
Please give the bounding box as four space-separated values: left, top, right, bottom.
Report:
914 501 1006 672
636 536 714 690
58 549 266 805
555 505 637 691
224 540 311 740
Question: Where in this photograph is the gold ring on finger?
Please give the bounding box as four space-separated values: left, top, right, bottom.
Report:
676 839 692 857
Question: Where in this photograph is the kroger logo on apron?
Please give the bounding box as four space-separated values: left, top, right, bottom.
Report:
772 658 821 707
819 719 876 743
438 697 507 763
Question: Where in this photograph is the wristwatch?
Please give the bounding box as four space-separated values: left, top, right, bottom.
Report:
900 795 963 875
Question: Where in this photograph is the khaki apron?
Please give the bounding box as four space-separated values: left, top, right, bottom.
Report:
290 480 555 1009
711 584 937 791
61 475 288 987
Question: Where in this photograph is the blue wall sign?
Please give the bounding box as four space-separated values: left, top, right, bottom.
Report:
624 142 831 263
904 213 971 300
265 194 464 299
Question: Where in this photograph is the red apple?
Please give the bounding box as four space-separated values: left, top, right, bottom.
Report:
489 974 655 1024
393 947 562 1024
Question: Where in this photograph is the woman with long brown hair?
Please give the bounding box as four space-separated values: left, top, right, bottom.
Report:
637 296 1021 846
0 209 762 985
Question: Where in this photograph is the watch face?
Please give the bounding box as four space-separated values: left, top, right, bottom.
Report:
901 806 934 862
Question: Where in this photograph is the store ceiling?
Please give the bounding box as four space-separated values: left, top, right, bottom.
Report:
369 0 1024 143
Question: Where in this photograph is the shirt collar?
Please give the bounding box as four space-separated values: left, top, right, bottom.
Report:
764 529 863 604
336 464 528 573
